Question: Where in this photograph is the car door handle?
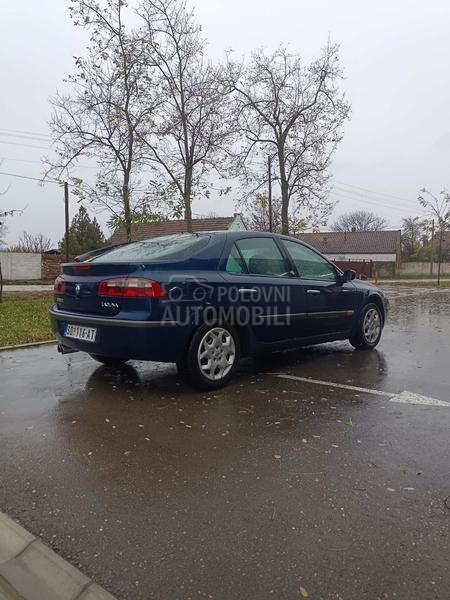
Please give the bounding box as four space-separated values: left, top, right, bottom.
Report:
307 289 321 295
238 288 257 295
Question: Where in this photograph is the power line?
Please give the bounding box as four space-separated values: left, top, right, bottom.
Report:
0 131 52 143
333 185 418 211
0 140 51 151
331 190 412 213
330 189 426 216
0 156 97 169
334 180 416 204
0 157 43 165
0 127 52 139
0 170 61 185
0 170 84 189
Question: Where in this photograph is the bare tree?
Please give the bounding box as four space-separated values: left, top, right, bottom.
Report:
244 193 306 234
138 0 234 232
245 194 283 232
47 0 160 241
9 232 52 253
331 210 388 232
418 187 450 285
401 216 429 260
230 43 350 235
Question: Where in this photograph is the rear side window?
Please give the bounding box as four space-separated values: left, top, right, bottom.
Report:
92 234 210 262
226 244 246 273
234 237 287 277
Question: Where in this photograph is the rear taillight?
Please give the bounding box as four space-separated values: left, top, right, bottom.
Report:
54 276 66 294
98 278 166 298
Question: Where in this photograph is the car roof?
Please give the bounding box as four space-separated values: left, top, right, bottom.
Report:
141 230 315 248
126 230 315 249
220 230 307 244
126 230 305 243
204 230 296 240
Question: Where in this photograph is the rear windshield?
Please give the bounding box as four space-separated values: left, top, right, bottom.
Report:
92 234 210 263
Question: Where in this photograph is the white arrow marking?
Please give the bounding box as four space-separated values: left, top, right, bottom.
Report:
268 374 394 397
389 391 450 408
269 374 450 408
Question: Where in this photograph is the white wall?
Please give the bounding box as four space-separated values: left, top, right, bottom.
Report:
326 253 396 263
401 262 450 275
0 252 42 280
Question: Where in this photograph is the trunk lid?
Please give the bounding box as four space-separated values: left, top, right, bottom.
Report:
57 263 152 316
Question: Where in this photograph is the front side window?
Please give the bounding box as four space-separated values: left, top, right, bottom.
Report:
235 237 288 277
92 234 210 263
283 240 336 281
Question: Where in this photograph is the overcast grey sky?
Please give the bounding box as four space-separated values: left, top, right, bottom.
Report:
1 0 449 245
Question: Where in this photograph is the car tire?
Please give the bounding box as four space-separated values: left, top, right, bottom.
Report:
349 302 383 350
89 354 129 367
177 322 240 390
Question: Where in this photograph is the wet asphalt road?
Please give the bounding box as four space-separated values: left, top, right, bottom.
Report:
1 287 449 600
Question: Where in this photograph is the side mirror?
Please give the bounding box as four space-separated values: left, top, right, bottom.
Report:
341 269 357 282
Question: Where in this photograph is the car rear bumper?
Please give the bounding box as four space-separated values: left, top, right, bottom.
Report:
50 307 178 328
50 306 190 362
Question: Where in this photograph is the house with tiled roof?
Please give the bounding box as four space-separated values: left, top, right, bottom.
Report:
109 214 247 245
298 230 402 276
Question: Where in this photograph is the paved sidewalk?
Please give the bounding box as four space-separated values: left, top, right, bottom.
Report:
378 278 450 284
0 512 116 600
3 285 53 293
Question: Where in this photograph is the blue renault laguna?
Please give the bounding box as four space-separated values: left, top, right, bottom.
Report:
51 231 388 390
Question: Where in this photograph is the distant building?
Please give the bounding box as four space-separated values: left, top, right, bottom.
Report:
109 214 247 245
298 230 402 276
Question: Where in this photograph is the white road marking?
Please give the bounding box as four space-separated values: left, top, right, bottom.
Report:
270 374 450 408
389 390 450 408
269 374 393 397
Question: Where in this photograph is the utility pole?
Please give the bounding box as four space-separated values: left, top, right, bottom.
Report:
268 156 273 233
429 219 434 276
437 227 443 287
64 181 70 262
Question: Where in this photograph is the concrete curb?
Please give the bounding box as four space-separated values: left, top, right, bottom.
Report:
0 512 117 600
0 340 56 352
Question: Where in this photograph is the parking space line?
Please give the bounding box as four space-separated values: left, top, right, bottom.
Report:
269 374 450 408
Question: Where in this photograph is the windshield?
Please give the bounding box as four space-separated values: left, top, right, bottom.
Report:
92 234 210 263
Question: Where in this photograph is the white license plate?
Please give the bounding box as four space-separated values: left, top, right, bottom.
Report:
64 323 97 342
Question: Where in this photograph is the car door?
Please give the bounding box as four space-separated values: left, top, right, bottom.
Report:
220 236 302 343
281 239 359 337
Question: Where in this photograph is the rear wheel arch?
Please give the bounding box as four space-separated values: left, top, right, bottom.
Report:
188 306 252 357
176 321 241 390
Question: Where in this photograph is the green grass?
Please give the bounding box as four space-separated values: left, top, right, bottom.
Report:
0 292 54 346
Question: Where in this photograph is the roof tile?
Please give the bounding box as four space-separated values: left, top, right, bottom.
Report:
298 230 401 254
109 217 235 245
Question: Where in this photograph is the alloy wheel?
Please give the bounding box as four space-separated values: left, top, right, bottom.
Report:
363 308 381 344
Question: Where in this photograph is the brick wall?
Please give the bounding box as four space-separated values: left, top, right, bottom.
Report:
41 255 73 280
